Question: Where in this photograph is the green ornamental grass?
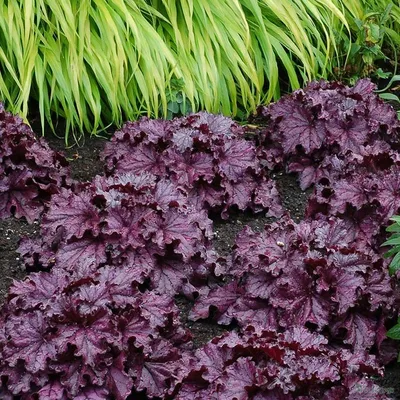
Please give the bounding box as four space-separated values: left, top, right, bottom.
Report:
0 0 389 142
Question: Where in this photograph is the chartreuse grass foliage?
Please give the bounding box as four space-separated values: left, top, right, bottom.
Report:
0 0 351 141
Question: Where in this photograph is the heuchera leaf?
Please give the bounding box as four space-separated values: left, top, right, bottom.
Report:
266 93 327 153
317 267 365 315
345 376 389 400
217 358 263 399
128 340 180 398
144 209 203 260
106 354 133 400
8 270 69 311
119 310 154 351
37 381 66 399
189 282 241 322
216 139 256 181
55 237 108 272
314 217 357 249
0 170 42 223
116 143 166 176
4 311 57 373
52 359 102 397
376 167 400 216
74 387 109 400
326 117 369 152
150 259 191 295
42 188 100 240
273 267 332 328
225 297 278 333
0 364 48 396
330 312 377 351
96 265 142 307
329 175 376 214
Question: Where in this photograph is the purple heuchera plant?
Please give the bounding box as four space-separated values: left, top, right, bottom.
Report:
0 266 191 399
0 103 70 222
254 79 400 190
102 112 283 218
18 172 221 297
174 328 389 399
306 164 400 242
254 79 400 244
2 80 400 399
191 216 397 363
1 267 389 399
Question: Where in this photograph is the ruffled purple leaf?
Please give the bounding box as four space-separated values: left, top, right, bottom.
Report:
42 188 100 240
37 381 66 399
0 170 41 223
190 282 241 322
128 340 179 398
331 312 377 351
55 238 108 272
4 311 57 373
268 98 327 153
217 358 263 399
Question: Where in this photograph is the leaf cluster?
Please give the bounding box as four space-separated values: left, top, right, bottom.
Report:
192 216 396 358
175 328 388 399
102 112 283 218
0 268 189 399
0 103 70 223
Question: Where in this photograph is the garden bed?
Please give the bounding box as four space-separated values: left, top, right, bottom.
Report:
0 131 399 399
0 131 310 346
2 80 400 399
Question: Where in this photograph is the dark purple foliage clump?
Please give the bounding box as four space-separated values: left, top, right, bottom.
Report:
0 266 191 399
174 327 389 399
0 103 70 223
1 84 400 398
254 79 400 191
102 112 283 218
191 217 397 362
18 173 220 297
253 79 400 254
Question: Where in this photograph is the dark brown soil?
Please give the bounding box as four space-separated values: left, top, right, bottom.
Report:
1 130 400 398
0 219 38 302
45 134 107 182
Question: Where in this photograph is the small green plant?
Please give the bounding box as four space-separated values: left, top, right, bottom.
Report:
162 78 192 119
354 5 392 75
383 216 400 275
375 74 400 119
387 316 400 344
335 3 395 83
382 216 400 359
